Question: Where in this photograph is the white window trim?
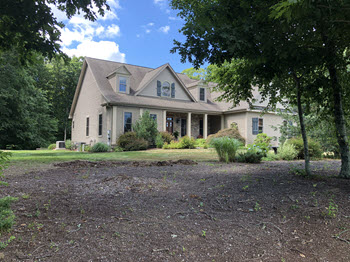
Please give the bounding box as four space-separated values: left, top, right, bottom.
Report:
117 74 130 94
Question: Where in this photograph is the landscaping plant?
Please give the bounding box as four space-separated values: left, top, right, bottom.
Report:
287 137 322 159
159 131 174 144
91 142 110 153
210 137 242 163
117 132 148 151
278 141 298 161
133 110 158 146
48 143 56 150
236 145 264 163
253 133 272 156
155 134 164 148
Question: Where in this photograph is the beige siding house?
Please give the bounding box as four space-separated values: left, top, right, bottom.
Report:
69 57 284 147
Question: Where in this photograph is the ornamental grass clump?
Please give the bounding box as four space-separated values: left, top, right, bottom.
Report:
210 137 242 163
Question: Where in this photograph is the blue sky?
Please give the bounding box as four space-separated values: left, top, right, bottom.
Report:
51 0 194 73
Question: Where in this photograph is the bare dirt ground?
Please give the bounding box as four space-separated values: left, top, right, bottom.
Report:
1 160 350 262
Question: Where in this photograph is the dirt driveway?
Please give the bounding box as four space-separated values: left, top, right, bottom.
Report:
1 160 350 261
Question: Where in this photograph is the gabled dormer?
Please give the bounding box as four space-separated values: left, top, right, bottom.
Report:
187 80 208 103
107 65 131 94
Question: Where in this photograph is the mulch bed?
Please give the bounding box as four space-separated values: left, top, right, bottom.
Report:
1 160 350 261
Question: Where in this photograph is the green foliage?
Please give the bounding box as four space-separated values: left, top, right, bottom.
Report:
278 141 298 161
117 132 148 151
48 144 56 150
287 137 322 159
155 134 164 148
133 111 158 146
194 138 207 148
323 196 338 219
0 0 109 61
91 142 110 153
210 137 242 163
160 131 174 144
84 145 92 152
0 235 15 250
179 136 196 149
163 141 181 149
65 140 73 150
236 146 264 163
173 131 179 140
207 127 245 145
0 51 58 149
181 67 207 80
253 133 272 156
114 146 123 152
262 151 280 161
0 197 18 231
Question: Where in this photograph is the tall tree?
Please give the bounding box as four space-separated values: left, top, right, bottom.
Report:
171 0 350 178
0 0 109 61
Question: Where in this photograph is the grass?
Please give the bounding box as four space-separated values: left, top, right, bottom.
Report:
4 149 218 175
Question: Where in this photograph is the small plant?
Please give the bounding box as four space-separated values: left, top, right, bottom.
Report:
48 143 56 150
179 136 196 149
0 196 18 231
278 140 298 160
117 132 148 151
0 236 15 250
194 138 207 148
201 230 206 237
242 185 249 191
253 133 272 156
254 202 261 211
160 131 174 144
210 137 242 163
65 139 74 150
114 146 123 152
287 137 323 159
133 110 158 146
236 145 264 163
91 142 110 152
323 196 338 218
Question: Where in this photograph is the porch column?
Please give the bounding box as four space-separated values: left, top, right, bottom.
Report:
163 110 167 131
140 108 144 116
112 106 118 144
221 114 225 130
187 112 192 137
203 113 208 139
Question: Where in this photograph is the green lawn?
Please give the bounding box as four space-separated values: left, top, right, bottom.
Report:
7 148 218 164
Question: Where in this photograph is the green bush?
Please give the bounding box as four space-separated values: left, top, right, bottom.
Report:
133 111 158 146
253 133 271 156
117 132 148 151
287 137 322 159
114 146 124 152
48 143 56 150
262 151 280 161
163 140 181 149
91 142 110 152
179 136 196 149
194 138 207 148
210 137 242 163
0 196 18 231
160 131 174 144
65 139 74 150
155 134 164 148
236 145 264 163
84 145 91 152
278 141 298 160
207 126 245 145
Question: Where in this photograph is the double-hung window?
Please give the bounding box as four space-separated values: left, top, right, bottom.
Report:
98 114 103 136
124 112 132 133
252 118 263 135
119 76 127 92
199 88 205 101
86 117 89 136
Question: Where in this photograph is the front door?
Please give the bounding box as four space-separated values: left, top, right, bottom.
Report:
181 118 187 137
166 117 173 133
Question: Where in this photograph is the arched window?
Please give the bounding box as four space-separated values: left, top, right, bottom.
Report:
162 81 170 97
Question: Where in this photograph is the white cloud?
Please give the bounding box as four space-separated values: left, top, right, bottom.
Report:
96 26 105 35
62 40 126 62
136 34 140 38
60 27 89 47
106 24 120 36
154 0 166 4
147 22 155 26
145 29 151 34
159 25 170 34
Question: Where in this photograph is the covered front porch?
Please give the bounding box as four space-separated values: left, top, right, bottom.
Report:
162 111 223 139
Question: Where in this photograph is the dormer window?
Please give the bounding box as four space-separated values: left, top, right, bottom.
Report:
157 80 176 98
199 87 205 101
119 76 127 92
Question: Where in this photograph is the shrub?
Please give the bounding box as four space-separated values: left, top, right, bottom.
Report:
262 151 280 161
91 142 110 152
48 143 56 150
114 146 124 152
237 145 264 163
207 127 245 145
278 141 298 160
133 110 158 146
173 131 179 140
194 138 207 148
287 137 322 159
179 136 196 149
155 134 164 148
117 132 148 151
160 131 174 144
253 133 272 156
0 196 18 231
163 140 181 149
84 145 91 152
210 137 242 163
65 139 73 150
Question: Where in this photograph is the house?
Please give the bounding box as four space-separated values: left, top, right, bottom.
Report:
69 57 284 147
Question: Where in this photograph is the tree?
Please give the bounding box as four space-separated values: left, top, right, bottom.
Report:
171 0 350 178
133 111 159 146
0 0 109 61
181 67 207 80
0 51 57 149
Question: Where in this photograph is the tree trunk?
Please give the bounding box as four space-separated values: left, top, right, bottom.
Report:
293 73 311 176
328 65 350 178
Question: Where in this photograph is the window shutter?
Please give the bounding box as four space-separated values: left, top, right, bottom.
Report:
252 118 258 135
157 80 161 96
171 83 175 98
